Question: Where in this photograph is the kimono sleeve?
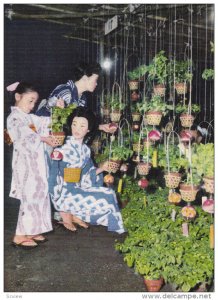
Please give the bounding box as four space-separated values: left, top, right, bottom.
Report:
30 114 51 136
80 158 103 187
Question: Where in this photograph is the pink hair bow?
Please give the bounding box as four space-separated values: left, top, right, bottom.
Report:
6 82 20 92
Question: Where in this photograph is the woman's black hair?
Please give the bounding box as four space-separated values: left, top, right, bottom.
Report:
14 82 38 95
72 62 102 81
64 106 98 140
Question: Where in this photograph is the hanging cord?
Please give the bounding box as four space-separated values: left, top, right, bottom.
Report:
138 118 149 163
166 130 181 174
111 81 122 114
204 5 208 121
118 118 132 149
187 4 193 115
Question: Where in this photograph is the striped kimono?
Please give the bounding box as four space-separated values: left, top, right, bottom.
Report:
49 136 125 234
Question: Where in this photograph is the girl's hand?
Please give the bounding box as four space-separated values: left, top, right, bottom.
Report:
97 161 109 174
99 123 118 134
56 98 65 108
41 136 58 147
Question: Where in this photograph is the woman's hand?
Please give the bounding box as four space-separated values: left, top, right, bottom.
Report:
96 161 109 174
56 98 65 108
99 123 118 134
41 136 58 147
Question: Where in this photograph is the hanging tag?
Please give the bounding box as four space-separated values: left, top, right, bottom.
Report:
117 179 123 193
152 149 158 168
134 166 137 179
182 223 189 237
143 196 147 207
210 224 214 249
171 209 176 221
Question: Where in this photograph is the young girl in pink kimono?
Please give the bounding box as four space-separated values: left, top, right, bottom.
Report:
6 82 57 249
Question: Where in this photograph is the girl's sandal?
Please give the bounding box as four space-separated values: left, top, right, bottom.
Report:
12 239 38 250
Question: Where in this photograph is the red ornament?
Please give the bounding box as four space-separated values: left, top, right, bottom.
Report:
148 130 161 141
202 198 214 214
109 122 118 129
138 178 149 189
180 130 192 142
51 151 63 160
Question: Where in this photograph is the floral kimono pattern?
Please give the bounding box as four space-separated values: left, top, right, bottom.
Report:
7 106 52 235
49 136 125 234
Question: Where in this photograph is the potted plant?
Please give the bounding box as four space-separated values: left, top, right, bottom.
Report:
175 101 200 128
168 59 193 94
142 95 173 126
51 103 77 145
202 41 214 81
179 170 201 202
110 93 126 122
146 51 168 96
132 132 143 153
131 102 142 122
127 64 147 90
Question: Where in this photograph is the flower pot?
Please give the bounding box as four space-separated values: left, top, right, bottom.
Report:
144 277 164 292
107 160 121 173
131 91 140 101
164 172 181 189
146 111 163 126
153 84 166 97
175 82 188 95
51 132 65 146
180 114 195 128
110 110 121 122
132 112 141 122
179 184 199 202
132 143 143 152
128 80 139 90
64 168 81 183
137 162 151 176
203 176 214 194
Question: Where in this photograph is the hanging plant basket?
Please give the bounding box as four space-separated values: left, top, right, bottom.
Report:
144 277 164 292
132 143 143 152
179 183 199 202
153 84 166 97
203 176 214 194
180 114 195 128
107 159 121 173
50 132 65 146
146 111 163 126
64 168 81 183
137 162 151 176
128 80 139 91
175 82 188 95
132 112 141 122
110 110 122 123
164 172 181 189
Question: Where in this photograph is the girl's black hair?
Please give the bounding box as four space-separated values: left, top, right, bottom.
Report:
14 82 38 94
72 62 102 81
64 106 98 141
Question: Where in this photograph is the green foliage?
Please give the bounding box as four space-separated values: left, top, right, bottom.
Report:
168 59 193 84
202 69 214 80
110 94 126 110
128 64 147 80
192 143 214 178
51 104 77 132
115 186 214 291
175 102 200 114
96 142 133 162
139 95 173 115
146 51 168 84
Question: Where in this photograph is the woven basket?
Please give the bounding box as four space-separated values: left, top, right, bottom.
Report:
175 83 188 95
64 168 81 183
133 143 143 152
180 114 195 128
146 111 163 126
110 111 121 122
132 112 141 122
179 184 199 202
51 132 65 146
128 80 139 90
107 160 121 173
137 162 151 176
203 176 214 194
164 172 181 189
153 84 166 97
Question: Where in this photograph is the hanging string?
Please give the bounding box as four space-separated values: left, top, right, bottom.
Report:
204 4 208 121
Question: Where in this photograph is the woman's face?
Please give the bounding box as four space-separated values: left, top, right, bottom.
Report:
71 116 89 140
85 74 99 92
15 91 39 113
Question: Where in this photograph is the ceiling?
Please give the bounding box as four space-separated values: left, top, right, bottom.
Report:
4 3 214 55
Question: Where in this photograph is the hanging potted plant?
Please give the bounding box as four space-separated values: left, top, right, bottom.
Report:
179 170 201 202
168 59 193 94
146 50 168 97
132 131 143 153
202 41 214 81
127 64 147 90
131 102 142 122
175 101 200 128
51 104 77 146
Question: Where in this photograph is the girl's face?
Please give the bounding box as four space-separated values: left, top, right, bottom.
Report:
15 91 39 113
71 116 89 141
85 74 99 92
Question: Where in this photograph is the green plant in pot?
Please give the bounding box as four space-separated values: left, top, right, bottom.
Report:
175 101 200 128
110 93 126 123
168 59 193 94
51 104 77 145
146 50 168 96
127 64 147 90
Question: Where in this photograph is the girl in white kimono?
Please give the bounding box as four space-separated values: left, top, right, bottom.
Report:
7 82 58 249
49 107 125 234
